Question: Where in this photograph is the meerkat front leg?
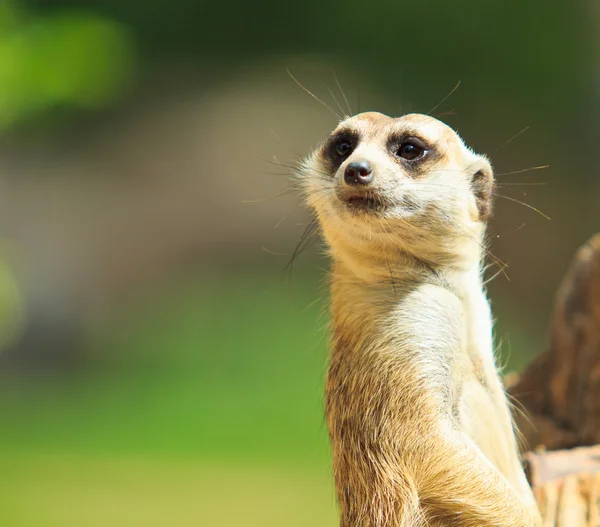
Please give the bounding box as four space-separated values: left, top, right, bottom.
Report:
416 424 542 526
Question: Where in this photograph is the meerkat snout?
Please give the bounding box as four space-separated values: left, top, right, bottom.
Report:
344 160 373 186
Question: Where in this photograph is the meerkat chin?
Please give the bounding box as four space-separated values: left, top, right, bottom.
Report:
298 112 541 526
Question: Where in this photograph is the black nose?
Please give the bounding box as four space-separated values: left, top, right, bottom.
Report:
344 161 373 186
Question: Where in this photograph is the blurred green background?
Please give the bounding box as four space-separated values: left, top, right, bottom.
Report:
0 0 597 525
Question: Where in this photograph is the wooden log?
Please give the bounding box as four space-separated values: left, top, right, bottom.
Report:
509 233 600 450
507 234 600 525
525 447 600 527
525 445 600 488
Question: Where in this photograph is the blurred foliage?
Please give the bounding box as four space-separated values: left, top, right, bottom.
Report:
25 0 591 122
0 266 330 459
0 0 590 129
0 0 134 128
0 250 23 350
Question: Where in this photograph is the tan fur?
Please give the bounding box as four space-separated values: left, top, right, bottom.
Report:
299 113 541 526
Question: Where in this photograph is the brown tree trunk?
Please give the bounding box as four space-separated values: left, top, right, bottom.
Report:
507 234 600 525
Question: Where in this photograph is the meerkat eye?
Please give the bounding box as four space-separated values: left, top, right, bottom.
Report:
335 141 353 157
397 142 425 161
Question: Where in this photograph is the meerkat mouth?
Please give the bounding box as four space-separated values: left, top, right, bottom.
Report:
342 193 386 213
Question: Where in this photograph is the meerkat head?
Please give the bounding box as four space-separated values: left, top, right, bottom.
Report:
300 112 495 274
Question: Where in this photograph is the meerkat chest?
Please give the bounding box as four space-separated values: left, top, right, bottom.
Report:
453 284 527 488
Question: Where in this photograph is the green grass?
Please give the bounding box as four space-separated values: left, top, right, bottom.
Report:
0 454 338 527
0 263 338 525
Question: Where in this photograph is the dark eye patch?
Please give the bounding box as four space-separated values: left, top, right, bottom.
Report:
335 141 353 157
397 142 425 161
388 134 429 156
320 130 360 173
387 133 435 174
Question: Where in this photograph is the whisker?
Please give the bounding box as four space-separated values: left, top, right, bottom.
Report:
436 110 457 117
496 182 547 187
422 162 547 179
483 265 507 285
262 171 294 177
305 187 337 209
286 69 342 121
333 72 353 116
495 164 549 176
324 84 348 119
495 194 551 220
496 126 530 152
378 217 398 248
302 295 324 313
261 158 332 181
274 202 297 229
440 214 510 281
260 158 299 170
505 390 536 440
493 223 527 238
426 80 461 116
482 249 510 282
242 188 300 203
262 246 287 256
288 148 306 161
283 217 321 281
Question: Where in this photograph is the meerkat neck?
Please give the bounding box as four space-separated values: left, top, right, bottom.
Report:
329 226 488 286
331 244 487 297
330 254 494 363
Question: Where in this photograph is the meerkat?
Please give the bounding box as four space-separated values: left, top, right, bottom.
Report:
298 112 541 527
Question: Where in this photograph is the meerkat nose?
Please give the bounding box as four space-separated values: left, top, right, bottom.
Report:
344 160 373 186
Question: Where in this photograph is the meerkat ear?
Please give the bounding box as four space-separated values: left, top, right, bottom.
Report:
469 155 495 221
